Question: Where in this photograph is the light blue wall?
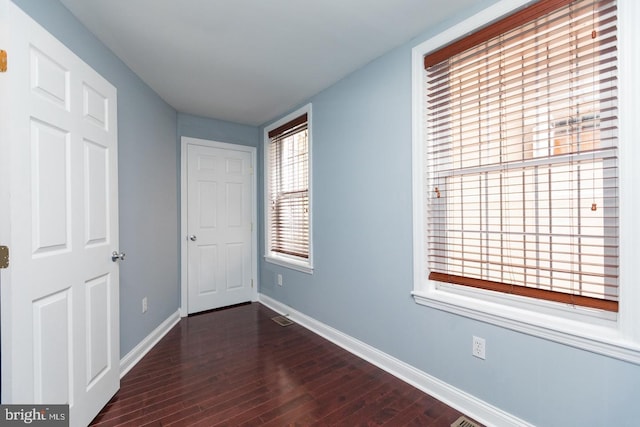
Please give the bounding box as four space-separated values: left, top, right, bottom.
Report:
11 0 180 357
258 3 640 427
178 113 260 147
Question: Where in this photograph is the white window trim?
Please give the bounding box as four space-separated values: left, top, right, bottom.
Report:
411 0 640 364
264 103 313 274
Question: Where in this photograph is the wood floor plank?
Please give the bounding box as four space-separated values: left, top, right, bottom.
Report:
90 303 480 426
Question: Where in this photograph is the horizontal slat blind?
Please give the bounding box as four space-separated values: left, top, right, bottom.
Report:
268 114 310 259
424 0 619 311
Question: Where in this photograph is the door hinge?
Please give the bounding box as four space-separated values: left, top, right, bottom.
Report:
248 167 254 175
251 279 254 288
0 246 9 269
0 50 7 73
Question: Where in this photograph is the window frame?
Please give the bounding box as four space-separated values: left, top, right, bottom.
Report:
411 0 640 364
264 104 313 274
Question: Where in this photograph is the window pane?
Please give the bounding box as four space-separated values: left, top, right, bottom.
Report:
268 119 310 260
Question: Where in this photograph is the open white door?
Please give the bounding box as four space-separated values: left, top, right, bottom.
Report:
182 138 256 315
0 2 120 426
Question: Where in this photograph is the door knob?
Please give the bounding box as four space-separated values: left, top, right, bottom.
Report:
188 235 197 242
111 251 126 262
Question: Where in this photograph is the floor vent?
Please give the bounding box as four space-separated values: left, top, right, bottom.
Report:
451 415 481 427
271 315 294 327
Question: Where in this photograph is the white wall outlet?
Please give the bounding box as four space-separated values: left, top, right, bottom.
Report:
472 336 486 360
142 296 148 313
277 274 283 286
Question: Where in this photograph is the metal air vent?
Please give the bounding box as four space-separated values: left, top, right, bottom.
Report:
451 415 481 427
271 315 294 327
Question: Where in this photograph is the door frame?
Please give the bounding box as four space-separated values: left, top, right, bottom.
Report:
0 0 12 401
180 137 258 317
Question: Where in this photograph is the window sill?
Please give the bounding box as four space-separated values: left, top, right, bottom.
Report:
412 286 640 365
265 255 313 274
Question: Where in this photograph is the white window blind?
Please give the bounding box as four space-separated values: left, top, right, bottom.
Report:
424 0 619 311
267 113 310 260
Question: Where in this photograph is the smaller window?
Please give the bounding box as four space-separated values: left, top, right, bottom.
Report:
264 105 312 273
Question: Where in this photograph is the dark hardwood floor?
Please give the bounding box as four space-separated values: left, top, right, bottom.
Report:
91 303 478 426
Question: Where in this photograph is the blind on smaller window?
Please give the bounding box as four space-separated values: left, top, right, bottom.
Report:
268 113 309 259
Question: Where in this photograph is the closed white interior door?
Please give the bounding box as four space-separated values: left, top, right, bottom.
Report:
186 141 254 314
0 2 120 426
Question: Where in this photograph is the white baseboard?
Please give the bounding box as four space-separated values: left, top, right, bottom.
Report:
258 293 532 427
119 310 181 378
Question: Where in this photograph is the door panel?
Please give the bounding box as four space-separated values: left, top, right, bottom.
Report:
33 290 72 404
30 47 70 109
198 245 218 294
84 140 109 245
187 143 253 313
82 83 108 129
226 243 245 289
85 274 110 387
32 120 71 254
226 182 244 227
198 181 218 228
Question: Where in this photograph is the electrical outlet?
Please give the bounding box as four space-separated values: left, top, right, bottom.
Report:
472 336 486 360
277 274 283 286
142 297 148 314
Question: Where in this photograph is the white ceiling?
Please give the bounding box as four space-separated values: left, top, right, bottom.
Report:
59 0 483 126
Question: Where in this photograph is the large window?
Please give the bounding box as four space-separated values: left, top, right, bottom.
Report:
426 0 618 312
264 105 312 273
412 0 640 363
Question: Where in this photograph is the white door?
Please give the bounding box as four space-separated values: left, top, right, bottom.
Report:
0 2 120 426
185 140 254 314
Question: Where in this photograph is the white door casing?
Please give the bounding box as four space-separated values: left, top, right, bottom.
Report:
0 2 120 426
180 138 257 315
